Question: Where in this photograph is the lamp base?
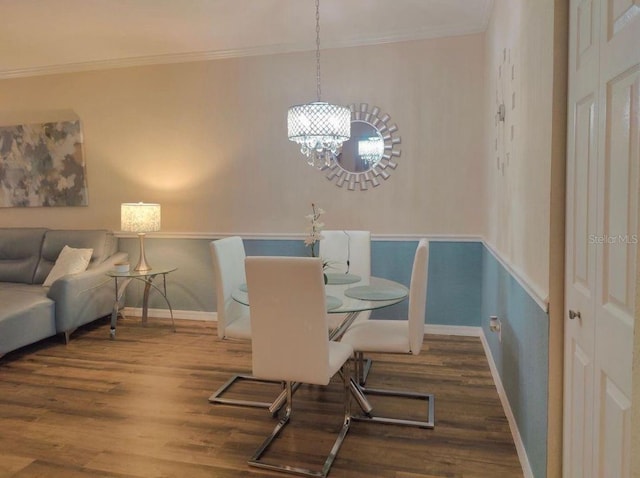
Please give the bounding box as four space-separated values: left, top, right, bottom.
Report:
134 233 152 272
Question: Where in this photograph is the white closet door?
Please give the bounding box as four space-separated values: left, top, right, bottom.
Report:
565 1 639 477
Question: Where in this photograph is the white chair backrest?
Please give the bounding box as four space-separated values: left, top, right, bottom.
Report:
246 256 332 385
210 237 248 339
408 239 429 355
319 230 371 276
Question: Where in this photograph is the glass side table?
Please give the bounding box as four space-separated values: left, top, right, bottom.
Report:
106 266 177 339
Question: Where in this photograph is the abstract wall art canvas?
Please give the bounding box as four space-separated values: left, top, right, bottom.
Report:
0 120 88 207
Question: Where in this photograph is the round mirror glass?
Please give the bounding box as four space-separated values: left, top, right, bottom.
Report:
335 120 383 173
324 103 401 190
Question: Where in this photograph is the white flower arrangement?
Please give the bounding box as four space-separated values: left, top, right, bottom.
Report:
304 203 325 258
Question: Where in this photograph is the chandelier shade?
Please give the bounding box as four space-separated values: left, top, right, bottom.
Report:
288 101 351 162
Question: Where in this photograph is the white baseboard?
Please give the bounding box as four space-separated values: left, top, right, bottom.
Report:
123 307 216 321
479 330 533 478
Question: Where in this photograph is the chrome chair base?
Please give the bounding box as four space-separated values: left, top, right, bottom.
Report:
350 352 434 428
249 415 351 478
209 374 283 409
350 383 435 429
249 364 352 478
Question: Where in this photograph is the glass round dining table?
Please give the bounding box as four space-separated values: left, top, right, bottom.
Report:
231 274 408 338
231 273 409 416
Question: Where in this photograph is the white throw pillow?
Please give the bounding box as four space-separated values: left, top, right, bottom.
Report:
43 245 93 287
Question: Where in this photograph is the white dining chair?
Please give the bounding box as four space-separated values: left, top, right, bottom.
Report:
208 236 281 409
319 230 372 329
245 256 353 478
319 230 371 278
340 238 434 428
320 230 374 381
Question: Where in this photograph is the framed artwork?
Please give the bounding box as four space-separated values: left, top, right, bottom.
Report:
0 120 88 207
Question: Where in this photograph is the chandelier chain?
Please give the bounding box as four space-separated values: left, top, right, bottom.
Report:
315 0 321 101
286 0 350 169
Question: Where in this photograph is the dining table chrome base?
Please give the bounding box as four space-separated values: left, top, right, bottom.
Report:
354 356 372 385
209 374 284 410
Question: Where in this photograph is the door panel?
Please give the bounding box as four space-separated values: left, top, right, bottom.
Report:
607 0 640 37
568 342 593 478
599 374 631 477
602 68 639 312
573 96 596 297
577 0 595 69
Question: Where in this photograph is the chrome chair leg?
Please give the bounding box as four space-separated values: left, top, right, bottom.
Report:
268 381 303 415
209 374 283 409
248 363 352 478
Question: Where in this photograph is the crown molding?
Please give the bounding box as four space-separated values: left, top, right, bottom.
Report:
0 24 486 80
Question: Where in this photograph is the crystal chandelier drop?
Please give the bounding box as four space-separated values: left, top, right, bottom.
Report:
287 0 350 169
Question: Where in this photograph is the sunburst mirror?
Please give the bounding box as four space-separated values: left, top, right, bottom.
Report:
323 103 401 190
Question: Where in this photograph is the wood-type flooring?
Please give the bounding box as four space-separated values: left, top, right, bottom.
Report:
0 317 523 477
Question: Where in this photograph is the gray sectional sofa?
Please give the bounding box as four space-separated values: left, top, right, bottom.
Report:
0 228 127 357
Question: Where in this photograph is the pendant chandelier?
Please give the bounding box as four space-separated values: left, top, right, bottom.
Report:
287 0 350 169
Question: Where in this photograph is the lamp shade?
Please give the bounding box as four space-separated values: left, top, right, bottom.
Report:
121 203 161 233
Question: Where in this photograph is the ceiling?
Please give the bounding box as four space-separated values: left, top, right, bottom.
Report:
0 0 493 79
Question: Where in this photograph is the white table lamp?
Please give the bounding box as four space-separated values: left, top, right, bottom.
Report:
121 202 161 271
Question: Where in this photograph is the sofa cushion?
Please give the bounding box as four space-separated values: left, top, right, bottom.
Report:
42 245 93 287
0 228 47 284
0 284 56 356
33 229 116 284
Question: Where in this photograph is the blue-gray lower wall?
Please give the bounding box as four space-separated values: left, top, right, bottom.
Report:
118 236 548 476
119 238 483 326
480 247 549 478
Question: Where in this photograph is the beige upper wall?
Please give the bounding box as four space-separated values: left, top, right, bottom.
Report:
484 0 555 298
0 35 484 236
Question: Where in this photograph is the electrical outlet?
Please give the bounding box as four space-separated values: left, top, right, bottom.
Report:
489 316 502 343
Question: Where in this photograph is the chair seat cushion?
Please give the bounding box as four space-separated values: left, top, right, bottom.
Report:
340 320 410 354
224 315 251 340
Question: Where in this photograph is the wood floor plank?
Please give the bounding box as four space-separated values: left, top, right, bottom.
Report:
0 317 523 477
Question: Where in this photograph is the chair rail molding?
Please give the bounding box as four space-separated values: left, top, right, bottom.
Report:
114 231 484 242
482 240 549 313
